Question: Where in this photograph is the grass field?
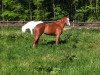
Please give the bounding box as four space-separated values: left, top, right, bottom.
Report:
0 27 100 75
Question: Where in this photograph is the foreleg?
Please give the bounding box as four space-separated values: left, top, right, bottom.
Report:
56 35 60 45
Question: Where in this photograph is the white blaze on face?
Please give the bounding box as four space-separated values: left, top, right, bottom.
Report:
66 18 70 26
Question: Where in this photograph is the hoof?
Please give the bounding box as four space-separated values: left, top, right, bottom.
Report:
32 44 36 48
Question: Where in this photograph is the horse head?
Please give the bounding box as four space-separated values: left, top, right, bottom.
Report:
63 16 70 26
57 16 70 28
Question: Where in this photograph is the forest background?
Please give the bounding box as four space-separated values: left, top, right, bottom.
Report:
0 0 100 22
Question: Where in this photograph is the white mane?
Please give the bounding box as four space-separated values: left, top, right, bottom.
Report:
22 21 43 34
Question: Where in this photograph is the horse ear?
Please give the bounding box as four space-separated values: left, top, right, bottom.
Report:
65 16 69 18
63 16 68 19
64 15 68 17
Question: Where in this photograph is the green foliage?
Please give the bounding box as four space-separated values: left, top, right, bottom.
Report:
2 11 18 20
0 0 100 21
0 27 100 75
52 5 67 20
33 9 44 20
76 5 97 22
33 0 44 5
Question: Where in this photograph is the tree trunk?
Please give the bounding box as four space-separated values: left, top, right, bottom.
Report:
2 1 4 21
52 0 55 18
29 0 32 20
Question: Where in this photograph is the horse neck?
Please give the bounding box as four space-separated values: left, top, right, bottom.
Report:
55 20 66 29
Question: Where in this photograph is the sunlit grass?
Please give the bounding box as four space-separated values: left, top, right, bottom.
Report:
0 27 100 75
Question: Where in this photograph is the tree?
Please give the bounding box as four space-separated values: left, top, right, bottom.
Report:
0 0 100 22
33 0 44 20
0 0 3 21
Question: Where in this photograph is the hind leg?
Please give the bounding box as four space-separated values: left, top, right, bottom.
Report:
33 35 39 47
33 30 43 47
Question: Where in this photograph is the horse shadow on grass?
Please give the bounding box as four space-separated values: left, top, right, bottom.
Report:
42 40 67 45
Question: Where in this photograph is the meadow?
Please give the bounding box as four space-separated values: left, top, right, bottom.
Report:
0 26 100 75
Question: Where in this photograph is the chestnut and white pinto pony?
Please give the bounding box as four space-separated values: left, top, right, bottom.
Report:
22 21 43 34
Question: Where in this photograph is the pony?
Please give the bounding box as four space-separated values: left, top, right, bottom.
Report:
22 21 43 34
33 16 70 47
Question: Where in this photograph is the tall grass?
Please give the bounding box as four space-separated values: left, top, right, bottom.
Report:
0 27 100 75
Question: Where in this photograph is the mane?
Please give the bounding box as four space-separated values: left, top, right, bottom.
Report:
55 17 67 23
53 17 67 28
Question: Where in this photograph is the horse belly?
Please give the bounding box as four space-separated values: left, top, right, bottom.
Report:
44 27 56 35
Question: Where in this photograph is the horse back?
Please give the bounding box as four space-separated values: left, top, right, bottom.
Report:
34 23 46 34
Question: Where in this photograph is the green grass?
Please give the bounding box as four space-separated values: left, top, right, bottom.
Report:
0 27 100 75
